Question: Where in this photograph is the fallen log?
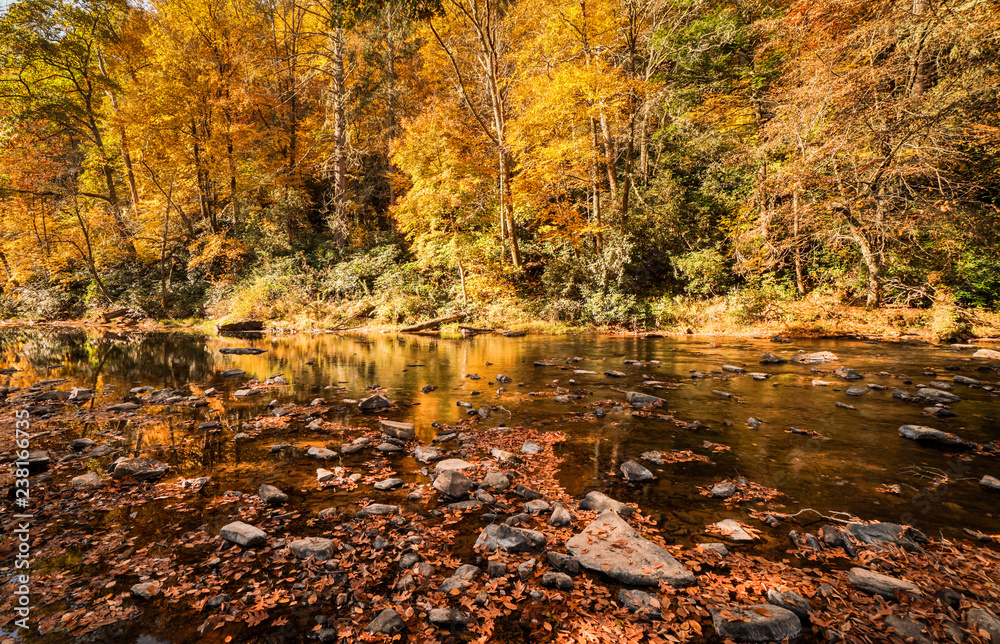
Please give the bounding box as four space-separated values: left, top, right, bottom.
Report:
400 312 466 333
217 320 265 333
100 308 128 323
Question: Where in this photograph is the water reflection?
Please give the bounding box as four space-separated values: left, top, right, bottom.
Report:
2 328 999 538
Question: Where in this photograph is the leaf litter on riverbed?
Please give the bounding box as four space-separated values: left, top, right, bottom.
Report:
2 400 1000 644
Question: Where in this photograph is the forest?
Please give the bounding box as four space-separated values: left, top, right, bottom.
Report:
1 0 999 333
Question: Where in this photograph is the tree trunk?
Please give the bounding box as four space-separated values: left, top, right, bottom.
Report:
331 25 348 246
499 149 521 268
910 0 929 97
792 189 806 295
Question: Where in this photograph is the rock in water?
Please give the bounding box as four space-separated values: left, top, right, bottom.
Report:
625 391 665 405
130 582 160 600
433 469 473 498
759 353 787 364
847 567 921 598
435 458 475 473
711 605 801 642
845 386 868 396
973 348 1000 359
356 504 399 518
289 537 334 560
414 446 440 463
579 491 635 517
220 521 267 547
566 510 695 587
711 518 755 542
917 387 961 404
621 459 654 482
711 482 737 498
359 393 393 411
379 419 415 440
220 369 246 378
541 571 574 590
112 457 169 481
834 367 863 379
258 483 289 505
792 351 838 364
898 425 973 449
366 608 405 635
474 523 537 552
980 475 1000 491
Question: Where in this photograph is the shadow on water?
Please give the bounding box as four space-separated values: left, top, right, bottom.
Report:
1 328 999 642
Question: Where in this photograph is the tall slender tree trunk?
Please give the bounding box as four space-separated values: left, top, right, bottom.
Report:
792 189 806 295
331 24 348 246
910 0 929 97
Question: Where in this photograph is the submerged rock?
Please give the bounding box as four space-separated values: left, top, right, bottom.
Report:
711 519 755 542
621 459 654 482
356 504 399 518
566 510 695 587
834 367 863 380
899 424 973 449
792 351 838 364
759 353 787 364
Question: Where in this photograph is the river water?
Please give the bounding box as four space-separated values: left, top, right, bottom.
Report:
1 328 999 642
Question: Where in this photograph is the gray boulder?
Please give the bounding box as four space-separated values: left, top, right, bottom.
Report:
711 605 801 642
759 353 787 364
834 367 863 380
359 393 393 411
112 457 169 481
621 460 654 482
380 420 415 440
541 571 574 591
474 523 536 552
258 484 288 505
220 521 267 547
480 471 510 490
917 388 961 404
766 588 812 623
885 615 931 644
549 503 573 527
366 608 405 635
356 504 399 518
566 510 694 587
433 469 473 498
374 478 403 491
428 608 468 630
579 491 635 517
414 446 440 463
899 425 973 450
967 608 1000 642
618 589 662 619
625 391 665 405
847 567 921 598
289 537 334 560
981 475 1000 491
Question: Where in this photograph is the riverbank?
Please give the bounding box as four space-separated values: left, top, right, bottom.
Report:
4 297 1000 342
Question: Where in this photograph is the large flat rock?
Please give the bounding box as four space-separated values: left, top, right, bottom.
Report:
898 425 973 450
711 604 802 642
566 511 694 587
220 521 267 547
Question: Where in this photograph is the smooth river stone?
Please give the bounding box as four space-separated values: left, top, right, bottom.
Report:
566 510 694 587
